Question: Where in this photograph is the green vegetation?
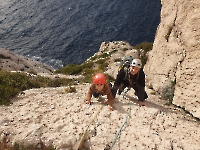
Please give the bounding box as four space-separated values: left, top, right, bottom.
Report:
96 58 109 71
133 42 153 66
55 61 95 75
55 51 115 83
0 71 77 105
161 80 175 105
55 64 83 75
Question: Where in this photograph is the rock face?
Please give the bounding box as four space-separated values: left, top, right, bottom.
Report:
144 0 200 118
1 86 200 150
0 48 55 73
98 41 139 77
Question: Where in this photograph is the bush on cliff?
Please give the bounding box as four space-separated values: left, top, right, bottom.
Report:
0 71 76 105
133 42 153 66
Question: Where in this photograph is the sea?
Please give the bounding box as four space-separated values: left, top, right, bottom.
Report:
0 0 161 69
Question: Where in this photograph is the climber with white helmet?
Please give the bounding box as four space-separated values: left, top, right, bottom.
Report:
112 58 148 106
85 73 114 111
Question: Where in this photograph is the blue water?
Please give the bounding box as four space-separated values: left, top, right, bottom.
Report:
0 0 161 69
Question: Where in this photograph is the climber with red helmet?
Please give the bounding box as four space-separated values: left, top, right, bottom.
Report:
85 73 114 111
112 58 148 106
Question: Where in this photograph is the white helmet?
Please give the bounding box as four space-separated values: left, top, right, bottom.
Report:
131 58 142 68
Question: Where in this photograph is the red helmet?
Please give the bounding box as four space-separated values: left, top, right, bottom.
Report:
93 73 106 84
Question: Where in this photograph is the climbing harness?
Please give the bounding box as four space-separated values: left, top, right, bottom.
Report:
75 103 103 150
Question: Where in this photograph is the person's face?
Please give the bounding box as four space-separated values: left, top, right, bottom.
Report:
95 84 104 91
130 66 140 75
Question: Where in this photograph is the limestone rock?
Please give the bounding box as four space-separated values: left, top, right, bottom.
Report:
144 0 200 118
98 41 139 78
0 48 55 73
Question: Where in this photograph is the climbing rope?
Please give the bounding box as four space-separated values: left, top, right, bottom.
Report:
75 104 103 150
110 89 132 150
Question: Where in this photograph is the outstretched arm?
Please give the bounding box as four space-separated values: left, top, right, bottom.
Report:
112 69 126 98
85 84 95 104
111 85 118 98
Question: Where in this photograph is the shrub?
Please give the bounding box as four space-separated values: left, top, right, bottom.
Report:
98 53 110 58
55 64 82 75
133 42 153 66
98 62 109 71
133 42 153 52
82 61 94 69
90 55 98 61
161 80 175 104
47 78 76 87
105 74 115 82
95 58 107 64
0 71 29 104
0 71 77 105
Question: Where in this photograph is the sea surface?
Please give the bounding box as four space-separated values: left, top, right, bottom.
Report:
0 0 161 69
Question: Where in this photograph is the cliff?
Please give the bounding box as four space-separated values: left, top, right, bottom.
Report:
1 42 200 150
144 0 200 118
1 0 200 149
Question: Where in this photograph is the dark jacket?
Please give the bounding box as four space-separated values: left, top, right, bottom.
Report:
114 68 145 87
113 68 147 101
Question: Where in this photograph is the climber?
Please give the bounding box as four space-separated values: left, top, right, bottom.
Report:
112 58 148 106
85 73 114 111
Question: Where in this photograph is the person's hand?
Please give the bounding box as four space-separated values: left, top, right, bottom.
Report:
85 100 90 105
138 101 146 106
108 105 114 111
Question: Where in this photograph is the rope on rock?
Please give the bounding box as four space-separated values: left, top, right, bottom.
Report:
110 88 132 150
75 104 103 150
